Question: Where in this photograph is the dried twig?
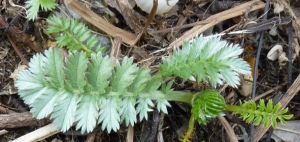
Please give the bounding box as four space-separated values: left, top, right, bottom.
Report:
12 123 60 142
169 0 265 48
131 0 158 46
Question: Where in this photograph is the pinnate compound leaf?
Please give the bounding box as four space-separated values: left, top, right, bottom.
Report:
234 100 293 129
75 95 99 133
47 16 103 53
159 35 251 88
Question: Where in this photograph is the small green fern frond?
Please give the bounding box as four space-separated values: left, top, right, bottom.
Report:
26 0 57 20
47 16 103 54
16 48 171 133
159 35 251 88
226 100 293 129
191 89 226 125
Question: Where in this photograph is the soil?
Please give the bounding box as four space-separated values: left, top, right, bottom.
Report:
0 0 300 142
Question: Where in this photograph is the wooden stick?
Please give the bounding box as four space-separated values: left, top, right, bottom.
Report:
218 116 238 142
0 112 49 129
12 123 60 142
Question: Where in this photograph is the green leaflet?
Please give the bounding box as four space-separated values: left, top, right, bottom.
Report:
75 95 99 133
51 93 78 132
159 35 251 88
65 51 88 94
86 53 112 95
26 0 57 20
110 57 139 94
225 100 293 129
98 96 120 133
120 97 137 126
43 48 65 89
16 48 170 133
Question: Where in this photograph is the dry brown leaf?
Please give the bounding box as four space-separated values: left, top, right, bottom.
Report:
293 38 300 57
10 64 27 82
105 0 144 34
237 74 253 97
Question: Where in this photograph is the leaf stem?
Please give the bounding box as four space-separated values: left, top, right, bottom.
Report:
225 104 246 112
147 91 194 104
63 29 93 53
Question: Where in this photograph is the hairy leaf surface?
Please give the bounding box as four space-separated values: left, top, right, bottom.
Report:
75 95 99 133
65 51 88 94
51 93 78 132
160 35 251 88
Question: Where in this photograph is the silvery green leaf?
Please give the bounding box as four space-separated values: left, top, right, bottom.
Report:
86 53 112 95
75 95 99 133
98 97 120 133
64 51 88 94
156 99 170 114
127 68 150 94
110 57 139 94
160 35 251 88
43 48 64 89
136 98 154 120
30 89 62 119
120 97 136 126
51 94 78 132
